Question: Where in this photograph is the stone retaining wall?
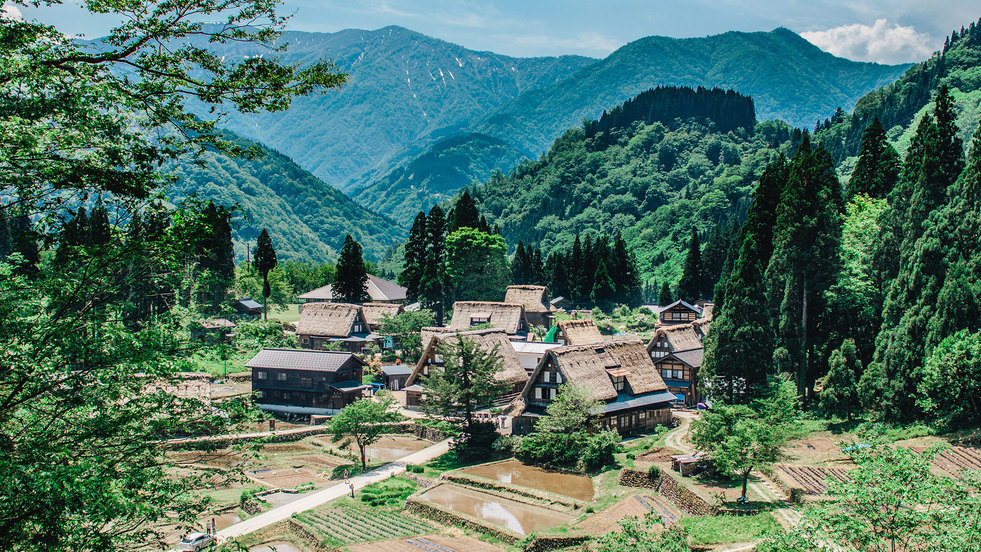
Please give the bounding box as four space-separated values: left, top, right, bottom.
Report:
619 469 716 516
286 519 342 552
442 473 579 510
402 473 436 487
522 535 592 552
405 495 520 544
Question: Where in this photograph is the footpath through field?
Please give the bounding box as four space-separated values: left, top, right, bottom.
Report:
216 439 452 541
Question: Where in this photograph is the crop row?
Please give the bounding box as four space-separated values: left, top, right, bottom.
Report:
297 505 433 544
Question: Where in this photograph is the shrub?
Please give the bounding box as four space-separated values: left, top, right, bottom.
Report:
581 430 622 471
788 487 805 505
647 464 661 479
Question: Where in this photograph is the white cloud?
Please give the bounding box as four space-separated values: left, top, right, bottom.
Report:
801 18 936 64
509 31 621 56
2 2 23 21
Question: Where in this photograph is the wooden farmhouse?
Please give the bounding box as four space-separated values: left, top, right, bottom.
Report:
191 318 236 343
554 318 605 345
647 324 705 406
247 348 367 415
654 300 703 326
511 341 562 374
297 274 407 305
360 302 404 335
233 298 263 318
403 328 529 409
504 285 554 328
448 301 529 336
380 364 413 391
512 339 675 435
295 302 381 353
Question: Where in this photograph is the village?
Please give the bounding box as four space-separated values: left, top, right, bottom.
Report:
161 274 981 552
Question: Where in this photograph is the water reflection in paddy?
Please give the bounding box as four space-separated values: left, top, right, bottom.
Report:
418 484 574 535
461 459 594 501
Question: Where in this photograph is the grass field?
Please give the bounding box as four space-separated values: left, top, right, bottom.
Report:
679 513 781 545
267 303 302 324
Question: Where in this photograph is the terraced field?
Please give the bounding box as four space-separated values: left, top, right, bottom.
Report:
777 465 850 495
294 505 434 545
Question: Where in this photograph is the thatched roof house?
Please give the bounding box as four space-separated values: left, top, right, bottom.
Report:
556 318 604 345
360 302 404 332
403 328 530 409
420 326 455 351
448 301 528 335
295 302 376 353
647 319 711 406
513 339 675 434
504 285 553 327
297 274 408 304
654 300 703 326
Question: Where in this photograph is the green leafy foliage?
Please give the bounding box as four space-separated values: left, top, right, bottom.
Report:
517 384 622 471
329 393 404 471
594 517 691 552
757 445 981 552
444 227 509 302
918 329 981 430
690 377 802 499
378 309 436 363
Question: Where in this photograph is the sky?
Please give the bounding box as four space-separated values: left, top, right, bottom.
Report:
10 0 980 64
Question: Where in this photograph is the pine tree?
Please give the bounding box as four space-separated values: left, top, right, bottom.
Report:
399 212 427 302
87 200 112 247
590 258 616 312
678 228 702 303
848 118 900 199
569 235 584 304
511 240 531 284
334 234 369 303
610 234 640 307
253 228 277 320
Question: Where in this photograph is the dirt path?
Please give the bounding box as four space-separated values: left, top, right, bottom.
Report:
664 411 696 455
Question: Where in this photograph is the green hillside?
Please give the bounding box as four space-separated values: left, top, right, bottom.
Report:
469 86 798 288
194 26 595 192
357 28 909 221
167 131 403 263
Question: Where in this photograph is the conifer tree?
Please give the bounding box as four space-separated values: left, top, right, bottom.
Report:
820 339 862 420
419 205 447 324
334 234 369 303
658 282 673 306
591 258 616 312
452 191 481 231
399 212 427 302
610 234 641 307
253 228 277 320
510 240 531 284
678 228 702 303
848 118 900 199
569 235 584 304
530 246 545 286
87 201 112 247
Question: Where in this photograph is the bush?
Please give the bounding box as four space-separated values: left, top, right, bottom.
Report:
581 430 622 471
407 464 425 473
647 464 661 479
359 478 417 507
788 487 805 505
626 452 636 460
492 435 522 455
453 421 499 460
595 319 617 335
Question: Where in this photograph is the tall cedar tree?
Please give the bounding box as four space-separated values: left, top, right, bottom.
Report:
452 191 481 231
611 234 641 307
848 118 900 199
871 88 966 421
765 135 843 397
820 339 862 420
399 212 427 302
253 228 277 320
591 257 616 312
334 234 369 303
419 205 447 325
659 282 673 305
511 240 532 284
702 157 787 401
678 228 702 303
196 202 235 312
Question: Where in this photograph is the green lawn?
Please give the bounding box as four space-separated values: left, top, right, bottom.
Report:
679 513 781 545
267 303 302 324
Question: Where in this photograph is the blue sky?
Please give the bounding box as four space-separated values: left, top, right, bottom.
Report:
11 0 979 64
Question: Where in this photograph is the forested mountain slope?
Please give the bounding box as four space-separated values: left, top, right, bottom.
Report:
190 26 595 192
168 131 403 263
469 86 797 288
358 28 909 221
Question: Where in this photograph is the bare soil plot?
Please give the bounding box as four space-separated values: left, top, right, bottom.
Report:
247 466 323 488
346 534 503 552
776 465 850 495
575 493 679 535
910 445 981 477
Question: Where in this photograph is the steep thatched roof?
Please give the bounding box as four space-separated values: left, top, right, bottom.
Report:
295 302 363 337
448 301 526 334
420 326 455 350
504 285 552 314
532 339 668 403
648 324 703 353
361 302 404 330
297 274 407 302
557 318 604 345
692 318 712 339
700 302 714 320
406 328 529 387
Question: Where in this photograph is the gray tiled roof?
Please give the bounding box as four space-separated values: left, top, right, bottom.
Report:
245 348 362 372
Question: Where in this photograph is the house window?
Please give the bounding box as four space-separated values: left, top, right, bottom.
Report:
300 378 312 388
662 369 671 379
282 392 290 400
469 316 490 326
534 387 542 400
555 372 563 384
353 323 364 333
256 390 265 398
612 375 626 391
302 337 309 346
257 371 267 380
548 387 557 400
542 371 550 383
674 369 684 379
277 372 288 381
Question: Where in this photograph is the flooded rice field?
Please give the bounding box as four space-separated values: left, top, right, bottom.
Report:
461 459 594 501
357 434 433 462
249 541 302 552
418 484 574 535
